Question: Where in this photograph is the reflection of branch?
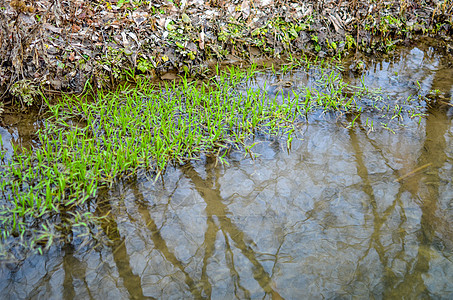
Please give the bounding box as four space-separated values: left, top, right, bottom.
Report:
352 101 451 296
61 244 95 300
222 229 252 299
129 181 204 299
96 189 148 300
387 102 449 296
181 163 284 299
199 216 217 298
269 232 288 289
348 125 396 282
394 163 432 182
62 244 77 299
24 244 95 299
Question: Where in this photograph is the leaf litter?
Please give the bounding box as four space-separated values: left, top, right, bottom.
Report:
0 0 451 108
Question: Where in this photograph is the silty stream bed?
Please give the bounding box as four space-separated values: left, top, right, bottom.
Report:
0 43 452 298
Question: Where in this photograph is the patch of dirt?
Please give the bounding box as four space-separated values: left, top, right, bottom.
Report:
0 0 452 106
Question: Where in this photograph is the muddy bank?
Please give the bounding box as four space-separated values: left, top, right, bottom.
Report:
0 0 452 107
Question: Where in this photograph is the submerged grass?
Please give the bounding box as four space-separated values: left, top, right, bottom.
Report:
0 61 427 256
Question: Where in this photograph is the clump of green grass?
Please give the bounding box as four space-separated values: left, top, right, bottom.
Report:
0 62 426 256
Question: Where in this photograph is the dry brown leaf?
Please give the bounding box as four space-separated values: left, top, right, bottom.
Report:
71 24 81 33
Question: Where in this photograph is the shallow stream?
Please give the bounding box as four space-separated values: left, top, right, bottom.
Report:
1 42 452 298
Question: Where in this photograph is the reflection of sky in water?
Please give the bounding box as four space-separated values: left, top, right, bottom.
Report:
0 114 42 162
361 47 438 97
1 44 453 298
0 127 14 161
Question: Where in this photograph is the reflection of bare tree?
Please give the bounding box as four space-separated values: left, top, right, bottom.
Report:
385 101 450 297
96 190 150 299
12 242 93 299
199 214 216 298
348 123 399 289
220 223 253 298
61 244 94 300
127 179 204 299
348 52 453 296
180 161 284 299
62 245 76 300
350 117 439 297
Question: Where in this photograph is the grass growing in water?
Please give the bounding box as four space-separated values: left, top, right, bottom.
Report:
0 63 425 256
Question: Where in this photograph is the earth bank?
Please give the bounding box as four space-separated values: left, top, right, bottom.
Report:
0 0 452 110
